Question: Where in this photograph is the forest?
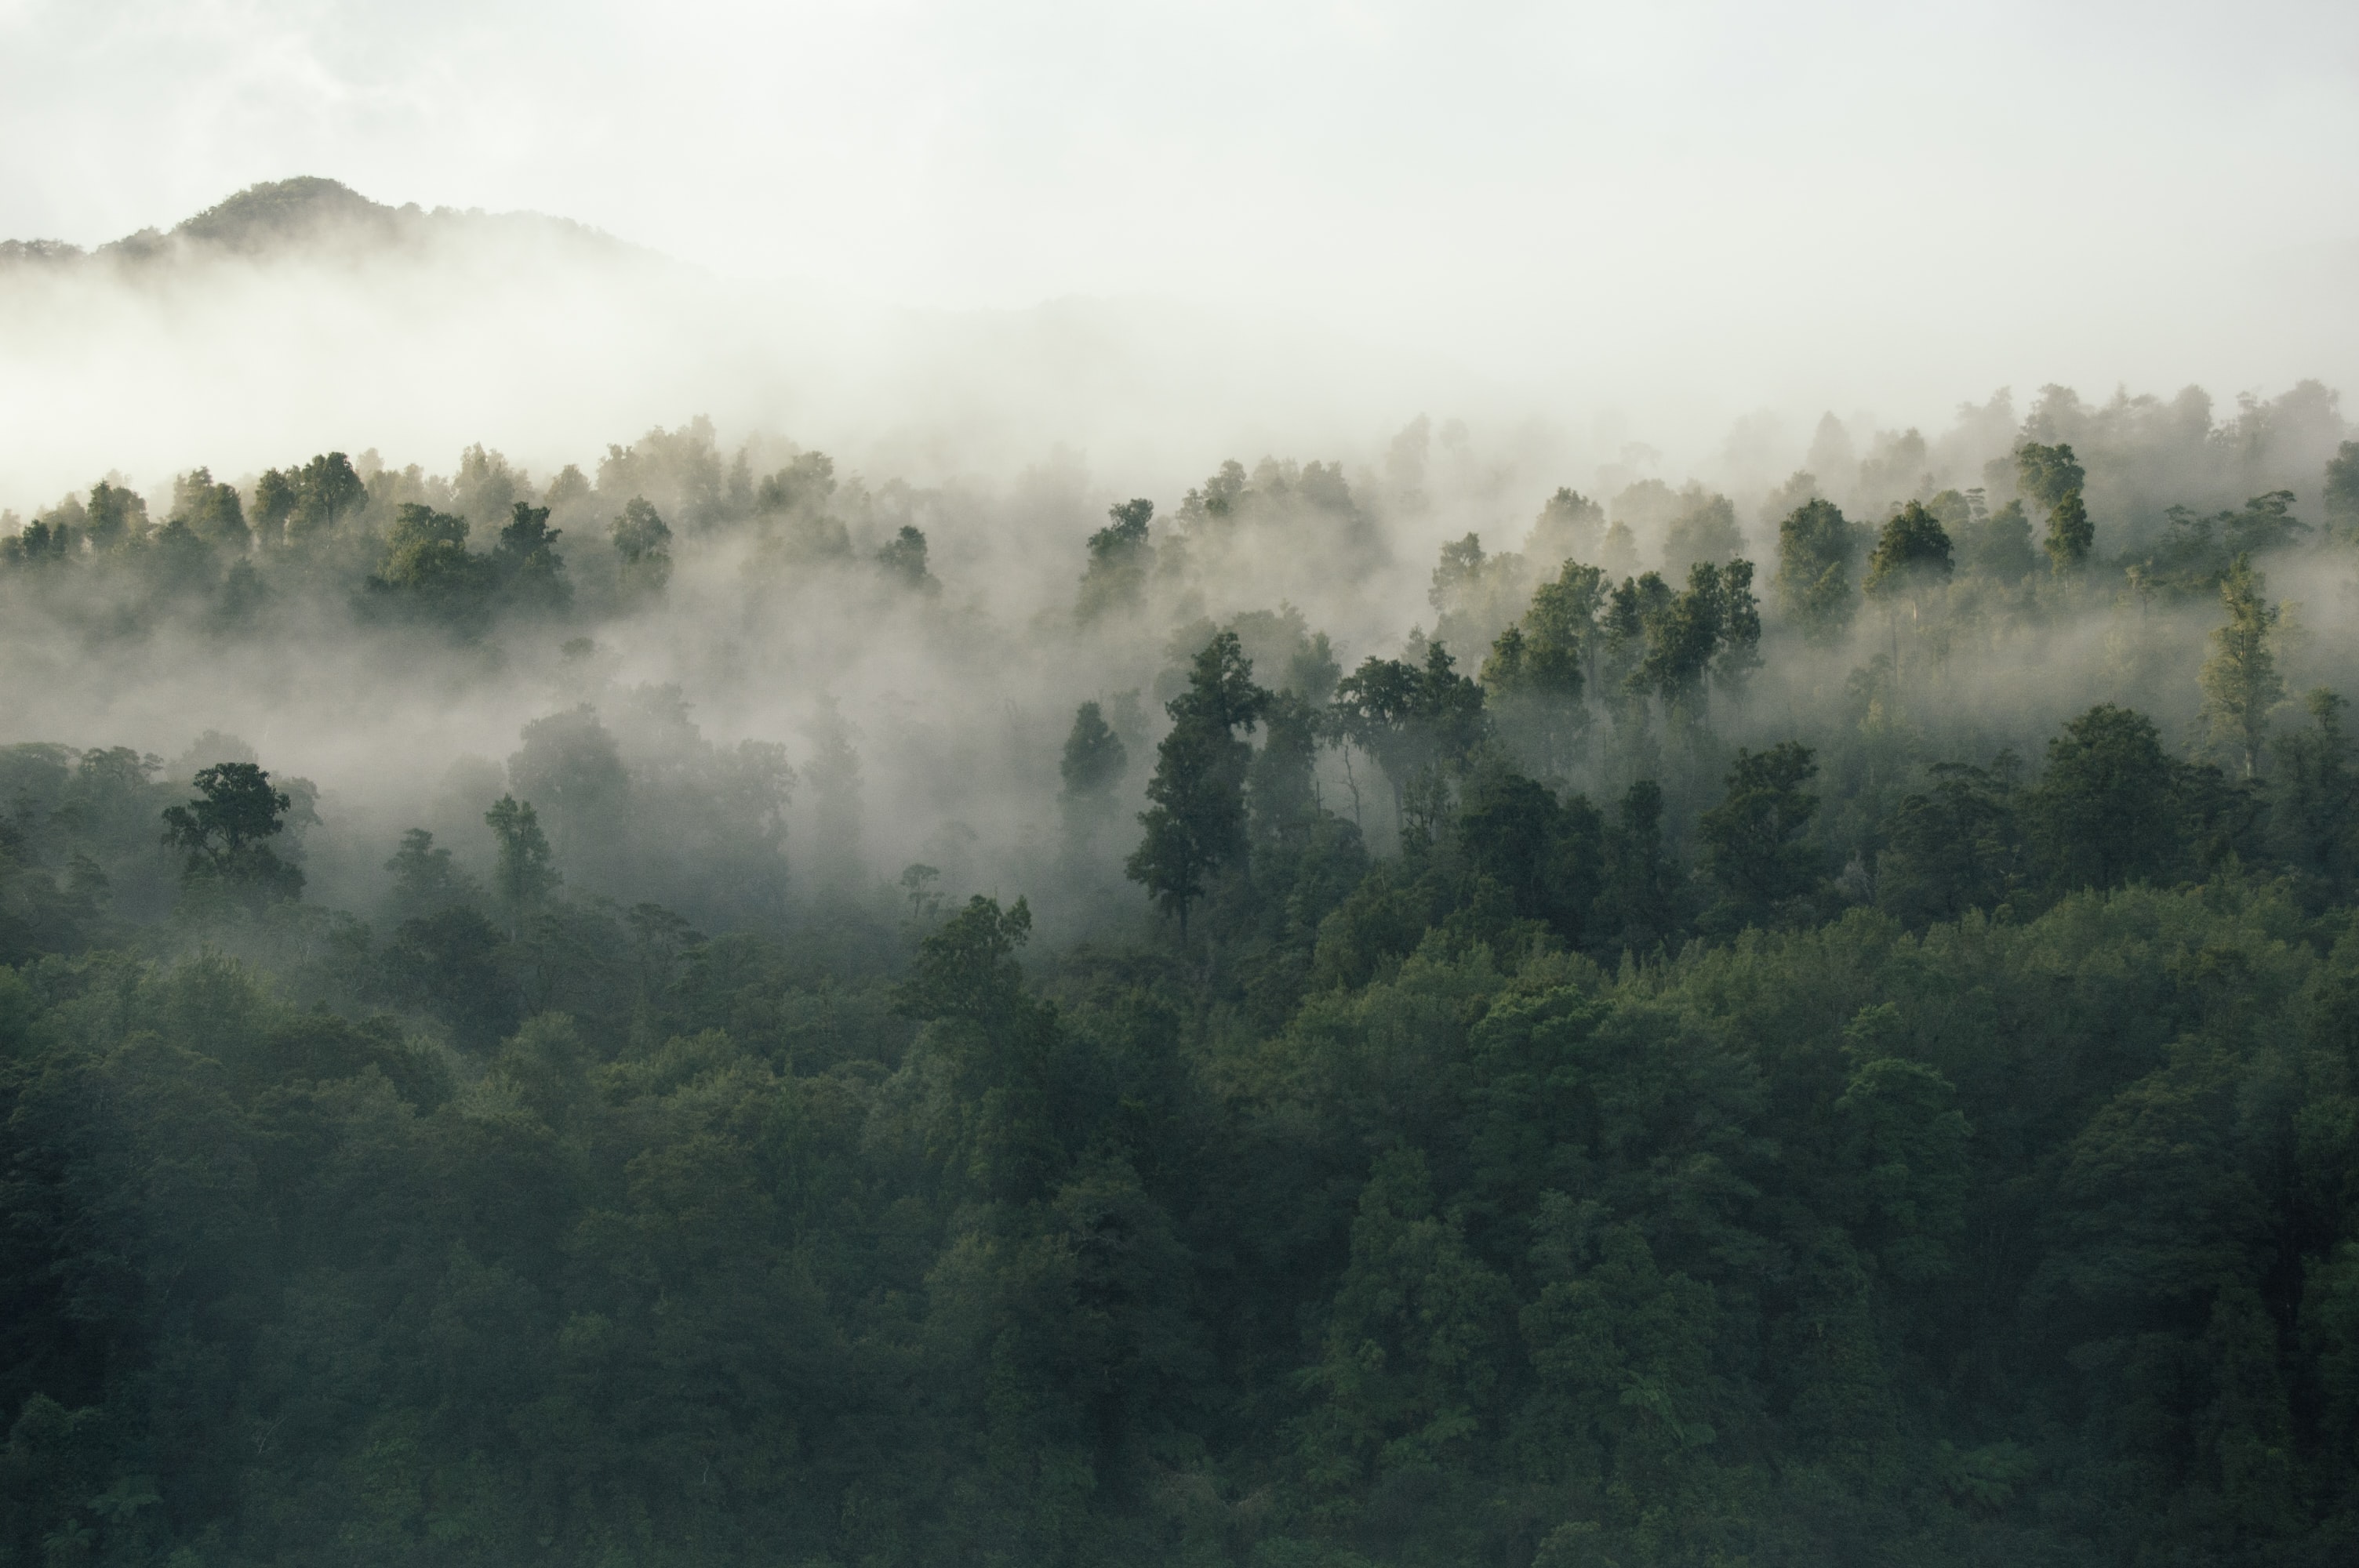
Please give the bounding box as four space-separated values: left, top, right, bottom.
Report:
5 379 2359 1567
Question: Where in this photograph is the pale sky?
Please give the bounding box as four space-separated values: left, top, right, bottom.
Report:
3 0 2357 452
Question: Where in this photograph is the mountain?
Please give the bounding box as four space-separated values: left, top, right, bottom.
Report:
0 176 643 267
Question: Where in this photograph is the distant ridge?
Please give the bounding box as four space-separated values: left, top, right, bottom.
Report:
173 175 395 250
0 176 645 267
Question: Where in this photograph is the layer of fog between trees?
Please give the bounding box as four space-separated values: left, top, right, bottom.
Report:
2 368 2354 945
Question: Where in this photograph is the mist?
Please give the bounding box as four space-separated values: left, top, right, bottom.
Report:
4 201 2354 956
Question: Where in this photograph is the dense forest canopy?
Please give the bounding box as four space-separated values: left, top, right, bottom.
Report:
5 375 2359 1566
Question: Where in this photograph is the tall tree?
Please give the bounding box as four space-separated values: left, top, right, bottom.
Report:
485 795 560 929
1697 741 1821 921
1865 502 1954 698
383 828 482 922
1060 701 1129 803
2015 441 2085 511
252 467 296 546
286 452 367 541
2198 554 2284 779
1247 690 1327 855
1630 560 1758 728
1060 700 1129 860
82 481 148 552
2017 441 2092 573
891 894 1067 1201
1482 560 1602 779
1525 485 1604 566
1864 502 1954 603
1128 631 1267 936
2328 440 2359 543
875 524 937 592
171 467 249 550
2272 689 2357 891
494 502 570 612
1332 642 1487 822
160 762 303 903
1972 499 2039 583
2044 489 2094 574
2029 704 2179 890
1662 490 1745 578
377 503 489 612
1596 779 1678 952
1078 499 1154 623
611 496 674 593
1776 498 1856 644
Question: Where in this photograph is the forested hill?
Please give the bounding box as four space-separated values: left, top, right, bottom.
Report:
0 176 638 269
4 395 2359 1565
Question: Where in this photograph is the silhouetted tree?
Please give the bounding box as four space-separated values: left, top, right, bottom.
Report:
1129 630 1265 936
1078 499 1154 622
2029 704 2178 890
485 794 559 928
876 524 937 592
160 762 303 903
611 495 674 593
2199 555 2282 779
494 501 569 612
1776 498 1856 643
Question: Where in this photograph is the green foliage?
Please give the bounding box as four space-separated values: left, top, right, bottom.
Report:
2327 440 2359 541
383 827 481 921
2199 555 2284 778
1698 740 1821 924
754 449 836 515
1060 700 1129 801
1662 489 1743 578
1525 485 1603 567
1079 499 1154 622
2131 491 2307 596
1864 500 1954 600
609 494 674 593
1481 560 1603 779
493 500 569 611
2272 691 2358 895
875 522 936 591
0 515 75 568
1775 496 1857 643
5 839 2359 1563
81 480 147 551
1833 1015 1969 1282
1971 497 2040 582
169 466 248 548
2016 440 2085 510
158 761 303 904
1129 632 1267 935
1631 557 1759 723
15 408 2359 1566
2029 704 2183 890
483 794 559 926
2043 486 2093 572
1297 1149 1511 1494
1332 642 1486 825
277 450 367 542
1429 532 1536 658
1874 759 2023 924
375 501 491 626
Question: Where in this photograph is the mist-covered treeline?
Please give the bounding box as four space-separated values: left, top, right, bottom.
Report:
5 379 2359 1566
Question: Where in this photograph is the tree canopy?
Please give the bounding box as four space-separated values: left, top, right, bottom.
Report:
4 394 2359 1566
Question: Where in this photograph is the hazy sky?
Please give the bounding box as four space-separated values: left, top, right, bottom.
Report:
4 0 2357 437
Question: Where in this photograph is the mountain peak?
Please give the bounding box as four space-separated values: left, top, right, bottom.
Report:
2 179 648 271
172 176 393 250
